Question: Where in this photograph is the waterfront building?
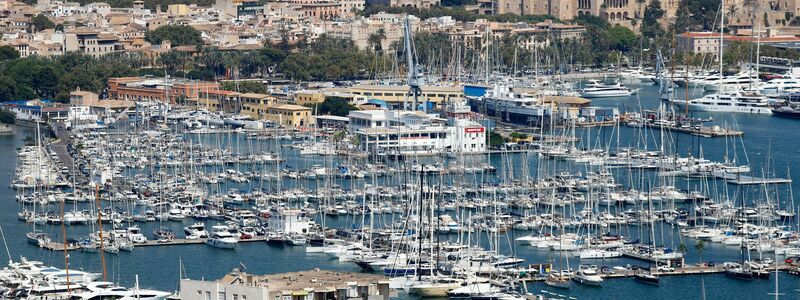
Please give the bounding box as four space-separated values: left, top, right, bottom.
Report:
264 104 313 128
197 89 242 113
676 32 727 61
1 100 68 122
240 93 275 120
328 84 463 110
180 269 392 300
294 90 367 105
268 209 312 234
108 77 220 105
348 109 486 155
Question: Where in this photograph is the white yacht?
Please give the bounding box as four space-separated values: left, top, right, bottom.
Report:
693 73 723 88
704 72 760 92
126 226 148 244
467 84 549 125
619 68 656 83
577 248 623 259
184 222 209 239
573 267 604 286
205 225 238 249
760 77 800 94
675 92 773 114
70 281 172 300
579 81 637 98
410 277 463 297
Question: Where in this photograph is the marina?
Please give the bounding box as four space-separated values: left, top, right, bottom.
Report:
5 3 800 299
5 78 800 299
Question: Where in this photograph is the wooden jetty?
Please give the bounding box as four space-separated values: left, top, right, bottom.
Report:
41 236 270 251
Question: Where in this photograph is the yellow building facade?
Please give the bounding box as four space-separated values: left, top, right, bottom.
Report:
326 84 463 109
265 104 313 128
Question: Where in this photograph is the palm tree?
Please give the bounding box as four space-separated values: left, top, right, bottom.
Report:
696 240 706 300
367 28 387 53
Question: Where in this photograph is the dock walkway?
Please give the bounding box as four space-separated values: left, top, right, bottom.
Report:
41 236 269 251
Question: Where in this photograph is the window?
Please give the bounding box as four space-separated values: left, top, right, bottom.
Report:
233 294 239 300
218 292 226 300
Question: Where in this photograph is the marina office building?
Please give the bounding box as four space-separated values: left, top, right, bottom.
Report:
347 109 486 155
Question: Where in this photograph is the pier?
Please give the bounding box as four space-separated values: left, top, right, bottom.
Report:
713 172 793 185
40 236 270 251
630 122 744 137
599 265 725 279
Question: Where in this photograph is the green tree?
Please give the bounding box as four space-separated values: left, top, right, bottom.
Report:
0 109 15 124
31 14 55 32
367 29 387 53
673 0 721 32
145 25 203 46
0 76 19 101
641 0 665 40
509 132 529 140
307 96 357 116
723 41 750 66
764 12 770 27
0 46 19 60
488 132 505 147
696 240 706 300
608 25 637 52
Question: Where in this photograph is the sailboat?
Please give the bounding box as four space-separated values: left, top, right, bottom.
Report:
635 185 660 285
26 123 52 248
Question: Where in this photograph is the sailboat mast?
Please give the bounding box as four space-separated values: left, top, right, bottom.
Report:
417 164 424 281
719 0 725 91
94 185 108 281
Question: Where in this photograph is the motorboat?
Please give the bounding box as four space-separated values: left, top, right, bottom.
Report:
675 91 772 114
152 227 176 242
573 266 603 286
184 222 209 239
634 271 659 285
579 81 637 98
410 277 463 297
286 234 307 246
206 226 238 249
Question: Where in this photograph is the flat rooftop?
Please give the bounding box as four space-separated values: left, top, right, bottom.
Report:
221 269 388 291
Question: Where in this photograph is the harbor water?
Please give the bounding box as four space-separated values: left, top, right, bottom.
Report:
5 81 800 299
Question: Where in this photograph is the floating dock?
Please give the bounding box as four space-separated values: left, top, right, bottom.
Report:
41 236 270 251
630 122 744 137
713 172 793 185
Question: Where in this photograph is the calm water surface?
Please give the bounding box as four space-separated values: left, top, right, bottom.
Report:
4 82 800 299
